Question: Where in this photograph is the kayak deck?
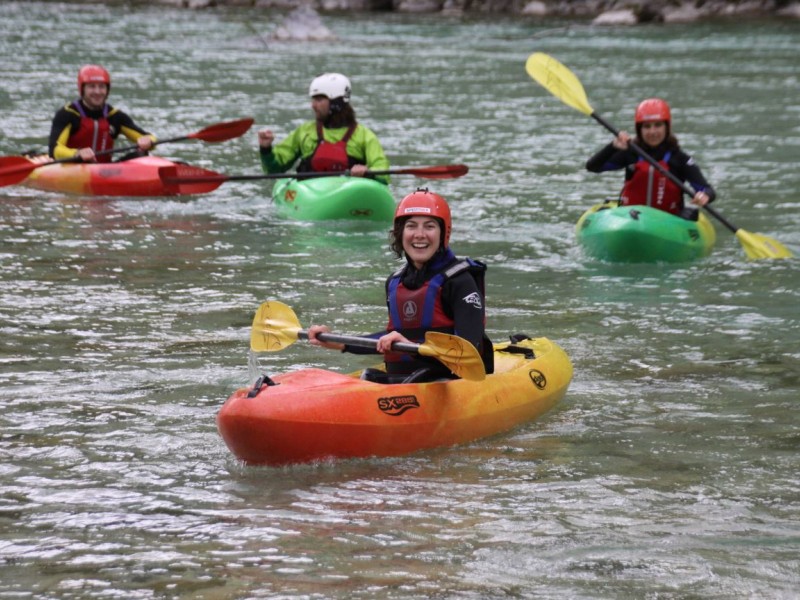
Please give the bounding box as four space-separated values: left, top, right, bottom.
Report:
576 201 716 262
272 176 396 221
217 336 573 466
23 155 212 197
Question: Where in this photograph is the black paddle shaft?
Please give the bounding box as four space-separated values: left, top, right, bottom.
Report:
297 329 421 354
590 112 738 234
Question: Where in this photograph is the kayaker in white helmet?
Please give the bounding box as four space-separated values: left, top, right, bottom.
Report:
307 189 494 384
586 97 715 220
49 64 156 163
257 73 390 183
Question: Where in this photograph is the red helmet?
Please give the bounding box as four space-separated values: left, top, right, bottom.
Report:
77 65 111 94
395 189 452 248
635 98 671 124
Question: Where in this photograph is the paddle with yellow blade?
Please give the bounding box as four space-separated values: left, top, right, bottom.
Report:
250 300 486 382
0 117 254 188
158 163 469 192
525 52 792 260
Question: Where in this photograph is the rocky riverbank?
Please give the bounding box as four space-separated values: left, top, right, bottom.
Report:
149 0 800 23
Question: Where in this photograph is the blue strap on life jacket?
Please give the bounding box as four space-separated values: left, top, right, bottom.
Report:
636 150 672 166
388 258 486 330
72 99 108 118
387 270 447 329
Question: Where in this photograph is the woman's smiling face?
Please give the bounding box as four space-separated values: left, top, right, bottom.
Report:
640 120 667 147
402 216 441 268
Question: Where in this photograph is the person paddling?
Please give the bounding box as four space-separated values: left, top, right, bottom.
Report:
308 189 493 383
48 65 156 163
257 73 390 184
586 98 715 219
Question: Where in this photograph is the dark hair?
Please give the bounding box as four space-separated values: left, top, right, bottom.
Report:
635 122 679 150
389 218 406 258
325 103 356 128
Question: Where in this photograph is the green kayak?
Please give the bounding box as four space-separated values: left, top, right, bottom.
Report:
272 176 396 222
576 201 716 263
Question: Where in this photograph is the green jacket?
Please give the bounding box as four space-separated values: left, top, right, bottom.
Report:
259 121 390 185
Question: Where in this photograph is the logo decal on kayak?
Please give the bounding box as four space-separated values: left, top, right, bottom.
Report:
97 167 123 179
378 395 420 416
284 190 297 203
350 208 374 217
528 369 546 390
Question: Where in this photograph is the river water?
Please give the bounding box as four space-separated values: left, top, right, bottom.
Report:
1 2 799 597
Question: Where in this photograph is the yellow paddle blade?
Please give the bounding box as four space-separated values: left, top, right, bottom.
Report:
736 229 794 260
525 52 594 116
250 301 302 352
418 332 486 382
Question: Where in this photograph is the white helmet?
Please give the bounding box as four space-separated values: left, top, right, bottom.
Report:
308 73 351 103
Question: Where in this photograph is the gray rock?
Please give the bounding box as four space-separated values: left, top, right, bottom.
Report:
592 8 638 25
270 4 337 41
521 1 549 16
395 0 444 13
663 2 704 23
777 1 800 17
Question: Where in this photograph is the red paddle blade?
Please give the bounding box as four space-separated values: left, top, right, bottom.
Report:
0 156 40 187
158 165 227 194
394 164 469 179
187 118 254 143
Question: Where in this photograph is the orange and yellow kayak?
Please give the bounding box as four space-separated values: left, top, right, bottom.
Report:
22 155 214 197
217 336 573 466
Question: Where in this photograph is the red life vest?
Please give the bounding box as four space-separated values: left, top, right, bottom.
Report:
68 101 114 163
385 259 487 367
620 152 683 215
309 122 356 172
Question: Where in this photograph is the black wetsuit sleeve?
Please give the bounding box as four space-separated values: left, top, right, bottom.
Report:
442 273 486 354
586 143 636 173
48 107 79 157
670 151 717 203
109 109 151 140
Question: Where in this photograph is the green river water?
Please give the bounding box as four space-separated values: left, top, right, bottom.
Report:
1 2 799 597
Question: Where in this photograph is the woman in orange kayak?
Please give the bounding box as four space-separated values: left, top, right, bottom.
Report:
48 65 156 163
586 97 715 219
308 189 493 383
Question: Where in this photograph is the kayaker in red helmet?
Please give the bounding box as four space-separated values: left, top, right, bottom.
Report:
586 97 715 219
257 72 390 184
308 189 493 383
48 64 156 163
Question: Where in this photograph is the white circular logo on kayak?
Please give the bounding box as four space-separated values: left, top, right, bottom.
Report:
403 301 418 321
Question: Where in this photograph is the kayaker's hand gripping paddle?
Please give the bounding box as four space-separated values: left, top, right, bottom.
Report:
249 300 486 382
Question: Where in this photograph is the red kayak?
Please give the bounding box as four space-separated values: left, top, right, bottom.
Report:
21 155 217 197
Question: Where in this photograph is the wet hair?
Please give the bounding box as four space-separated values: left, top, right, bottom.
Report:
389 216 445 259
325 103 356 128
635 122 679 150
389 218 406 258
